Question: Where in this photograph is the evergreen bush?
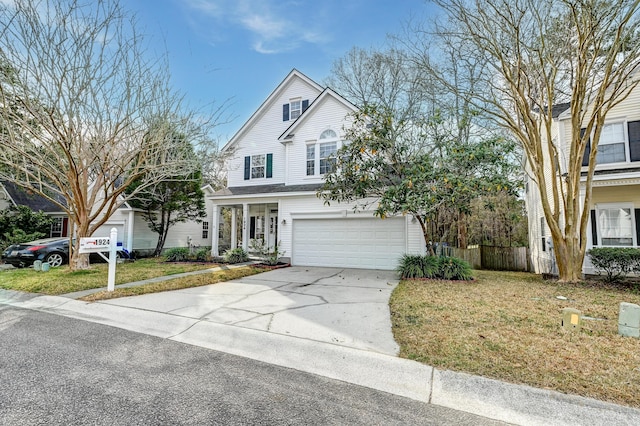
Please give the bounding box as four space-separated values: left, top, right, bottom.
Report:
588 247 640 283
223 247 249 264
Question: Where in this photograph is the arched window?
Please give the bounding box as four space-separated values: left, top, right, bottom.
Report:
307 129 339 176
319 129 337 140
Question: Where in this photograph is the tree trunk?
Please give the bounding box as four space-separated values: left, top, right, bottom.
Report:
152 210 171 256
458 210 468 249
553 235 584 282
71 215 91 270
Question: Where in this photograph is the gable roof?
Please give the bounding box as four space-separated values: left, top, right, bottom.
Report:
221 69 324 152
551 102 571 118
278 87 359 142
1 181 66 213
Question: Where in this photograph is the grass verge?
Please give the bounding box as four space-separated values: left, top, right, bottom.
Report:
79 266 264 301
390 269 640 408
0 258 241 295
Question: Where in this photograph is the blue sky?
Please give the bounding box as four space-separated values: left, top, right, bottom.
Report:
131 0 431 141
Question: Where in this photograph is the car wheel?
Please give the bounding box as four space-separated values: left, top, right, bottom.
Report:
45 253 65 268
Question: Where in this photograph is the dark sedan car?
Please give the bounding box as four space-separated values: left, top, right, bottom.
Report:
2 237 130 268
2 237 69 267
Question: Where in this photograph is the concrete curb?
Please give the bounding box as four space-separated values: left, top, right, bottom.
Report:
2 290 640 425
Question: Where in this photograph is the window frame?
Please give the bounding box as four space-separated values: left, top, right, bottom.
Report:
306 144 315 176
202 221 209 239
306 129 340 177
595 202 636 247
50 217 63 238
251 154 266 179
595 121 629 165
319 141 337 175
290 99 302 120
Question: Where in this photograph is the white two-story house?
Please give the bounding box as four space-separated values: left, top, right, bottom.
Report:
210 69 425 270
526 85 640 275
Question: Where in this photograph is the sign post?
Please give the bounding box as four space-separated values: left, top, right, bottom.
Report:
79 228 118 292
107 228 117 291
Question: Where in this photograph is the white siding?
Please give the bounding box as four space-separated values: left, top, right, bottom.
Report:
286 95 354 185
226 77 323 188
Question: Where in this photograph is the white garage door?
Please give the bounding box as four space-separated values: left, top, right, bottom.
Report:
292 217 406 270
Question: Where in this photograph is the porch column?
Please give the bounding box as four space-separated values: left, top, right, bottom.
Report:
126 210 134 253
242 203 249 251
231 208 238 249
212 204 219 256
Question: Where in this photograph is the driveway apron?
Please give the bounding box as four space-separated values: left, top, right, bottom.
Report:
100 266 401 355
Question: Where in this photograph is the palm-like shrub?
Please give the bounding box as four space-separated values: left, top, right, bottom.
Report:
397 254 473 281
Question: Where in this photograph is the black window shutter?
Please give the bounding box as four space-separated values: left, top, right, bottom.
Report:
250 217 256 239
581 128 591 167
628 121 640 162
266 153 273 178
635 209 640 245
302 99 309 112
591 209 598 245
244 156 250 180
282 104 289 121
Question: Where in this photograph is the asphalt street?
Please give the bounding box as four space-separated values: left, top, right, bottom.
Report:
0 305 504 425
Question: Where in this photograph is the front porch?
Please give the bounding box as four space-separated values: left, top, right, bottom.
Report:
211 202 280 257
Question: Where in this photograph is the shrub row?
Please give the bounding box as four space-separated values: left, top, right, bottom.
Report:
397 254 473 281
587 247 640 283
163 247 212 262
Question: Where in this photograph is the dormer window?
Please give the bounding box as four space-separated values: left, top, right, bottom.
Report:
282 99 310 121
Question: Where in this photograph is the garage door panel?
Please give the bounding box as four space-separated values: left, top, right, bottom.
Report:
292 218 406 270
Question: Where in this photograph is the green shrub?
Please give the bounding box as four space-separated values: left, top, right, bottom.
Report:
250 239 285 266
0 205 54 251
397 254 426 279
397 254 472 280
588 247 640 283
164 247 190 262
438 256 473 281
195 247 211 262
223 247 249 264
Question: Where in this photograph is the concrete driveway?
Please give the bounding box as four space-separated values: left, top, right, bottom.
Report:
100 266 401 355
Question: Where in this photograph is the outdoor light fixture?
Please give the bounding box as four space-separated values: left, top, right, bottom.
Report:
281 219 286 225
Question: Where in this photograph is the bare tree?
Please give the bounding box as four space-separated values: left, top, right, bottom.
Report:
0 0 217 269
425 0 640 281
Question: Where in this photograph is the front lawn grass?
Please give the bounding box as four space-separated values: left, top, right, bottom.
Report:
390 269 640 408
0 258 233 294
79 266 264 301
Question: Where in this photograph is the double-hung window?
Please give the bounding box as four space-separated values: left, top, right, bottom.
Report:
306 145 315 176
290 100 302 120
319 142 337 174
597 122 626 164
596 204 634 246
251 154 265 179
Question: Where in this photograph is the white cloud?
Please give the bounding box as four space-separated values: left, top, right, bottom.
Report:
181 0 333 54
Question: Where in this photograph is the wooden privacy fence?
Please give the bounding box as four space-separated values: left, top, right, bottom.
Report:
445 245 531 272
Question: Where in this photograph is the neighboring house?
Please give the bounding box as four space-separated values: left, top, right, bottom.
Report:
210 69 425 270
0 181 214 255
526 86 640 275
